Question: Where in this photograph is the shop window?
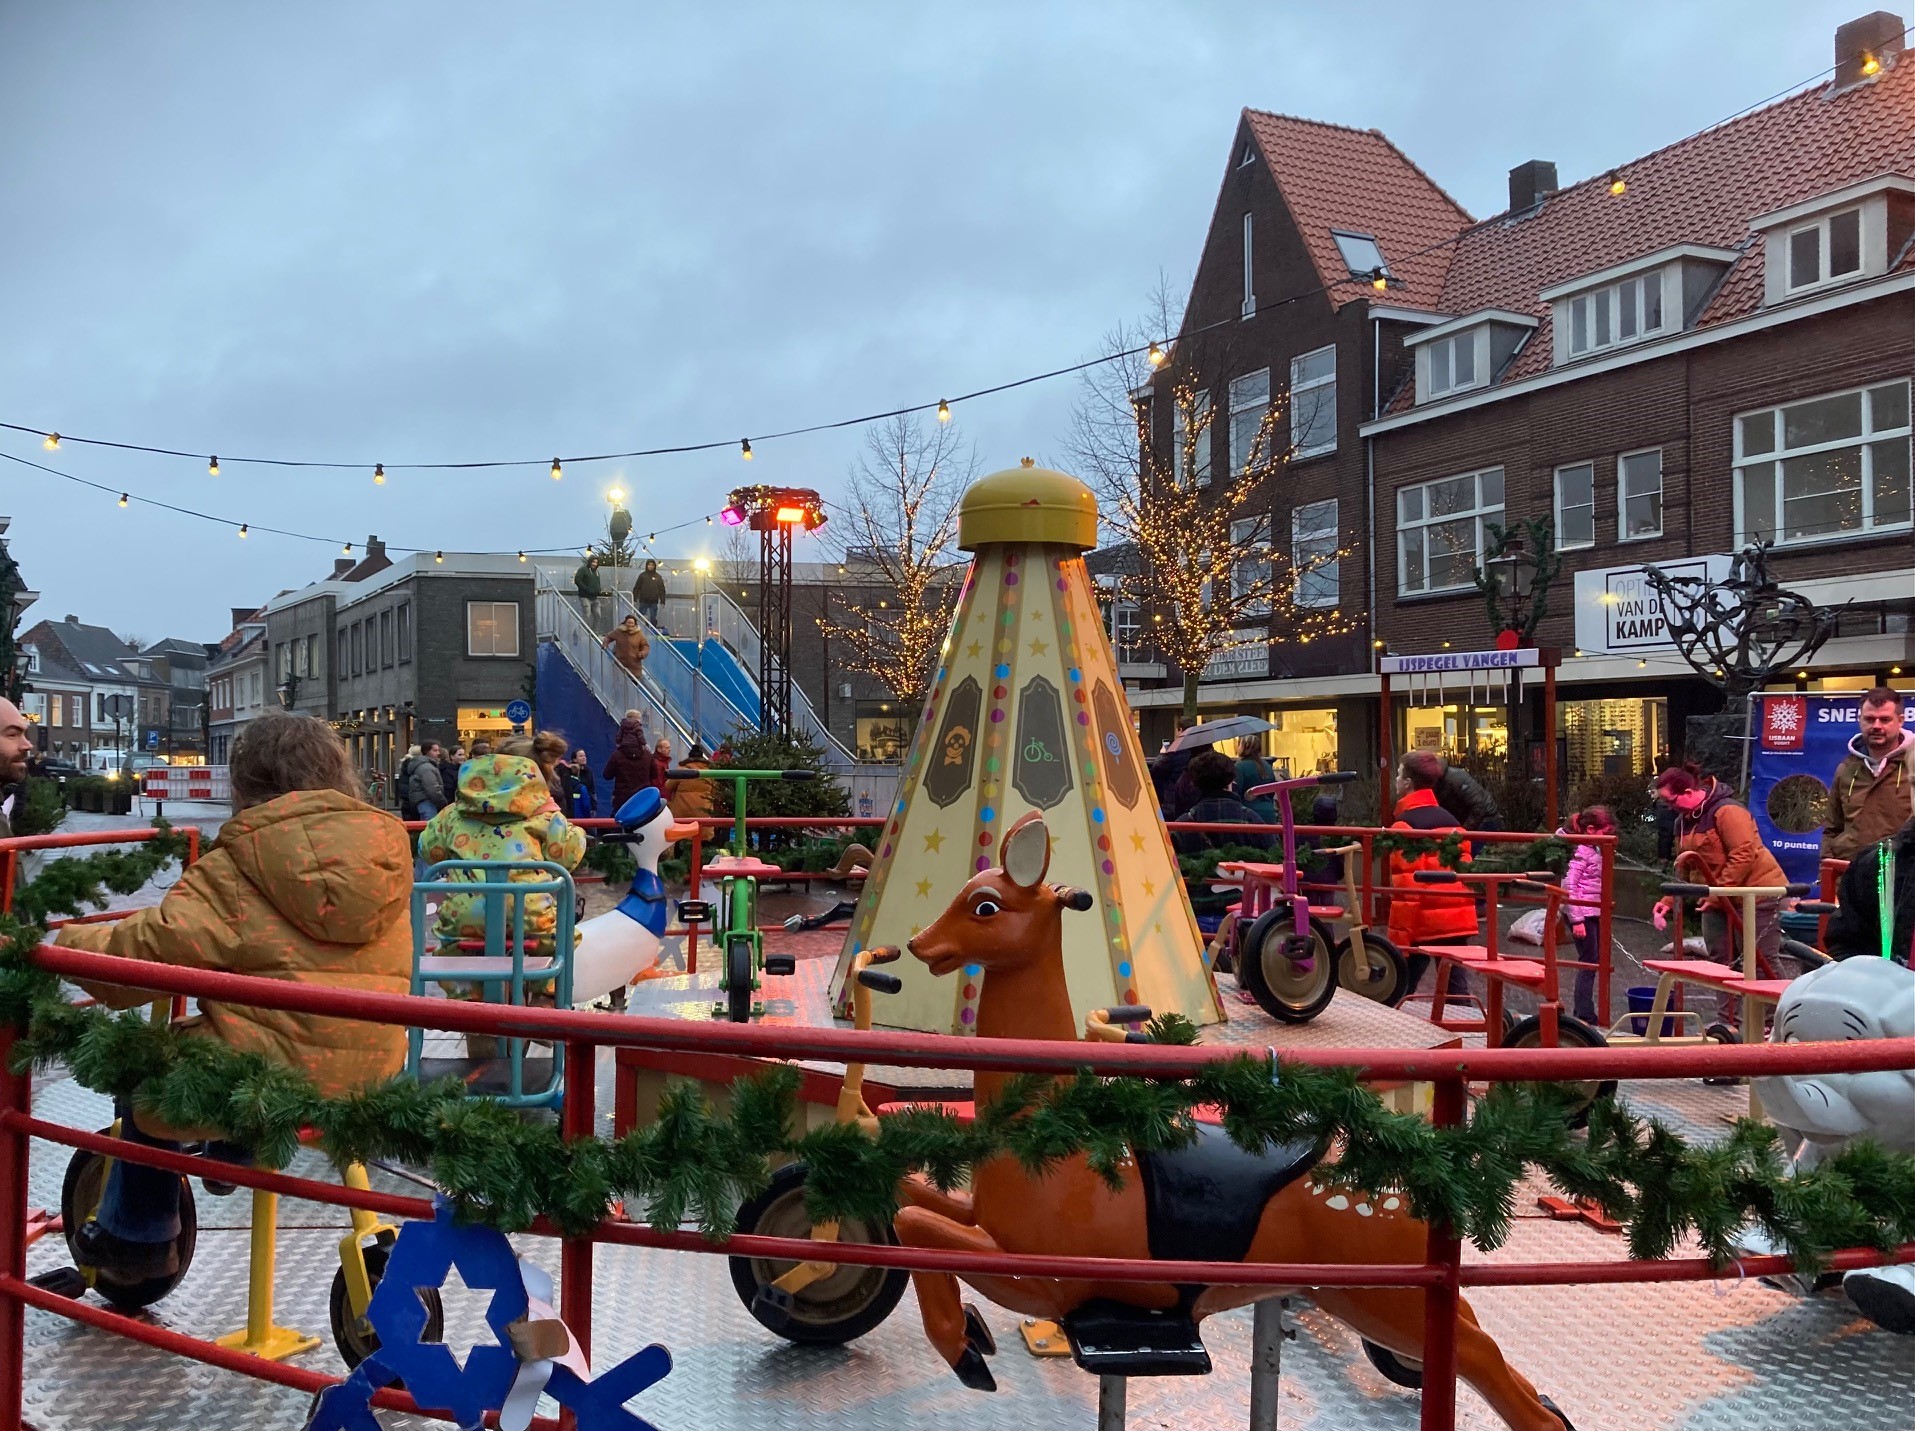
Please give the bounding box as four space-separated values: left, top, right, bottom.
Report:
854 701 912 762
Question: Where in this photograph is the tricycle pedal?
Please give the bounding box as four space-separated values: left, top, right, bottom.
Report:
676 900 713 924
764 955 796 976
752 1285 796 1332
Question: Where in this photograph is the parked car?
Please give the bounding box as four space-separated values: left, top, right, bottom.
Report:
32 758 83 780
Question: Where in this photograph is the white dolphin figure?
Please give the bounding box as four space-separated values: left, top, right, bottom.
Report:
1747 956 1915 1334
571 787 680 1002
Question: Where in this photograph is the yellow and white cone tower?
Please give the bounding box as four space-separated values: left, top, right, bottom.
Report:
830 463 1224 1034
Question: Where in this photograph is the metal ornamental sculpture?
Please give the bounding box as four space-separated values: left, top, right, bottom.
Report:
1640 542 1838 701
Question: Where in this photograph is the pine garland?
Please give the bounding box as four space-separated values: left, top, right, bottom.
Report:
5 836 1915 1270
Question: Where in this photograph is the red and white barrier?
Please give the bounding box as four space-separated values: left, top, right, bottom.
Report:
139 766 230 803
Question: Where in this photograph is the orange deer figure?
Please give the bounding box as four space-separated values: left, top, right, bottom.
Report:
896 812 1574 1431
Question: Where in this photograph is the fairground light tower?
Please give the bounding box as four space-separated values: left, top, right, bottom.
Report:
720 487 827 734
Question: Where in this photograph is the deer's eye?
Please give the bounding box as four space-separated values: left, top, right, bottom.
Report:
972 897 1001 918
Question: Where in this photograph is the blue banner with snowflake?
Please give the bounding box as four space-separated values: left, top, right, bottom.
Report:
1750 692 1915 889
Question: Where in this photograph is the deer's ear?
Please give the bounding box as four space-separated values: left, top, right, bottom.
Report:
1001 813 1051 889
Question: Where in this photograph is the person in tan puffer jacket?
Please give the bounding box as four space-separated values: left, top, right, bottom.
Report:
55 711 413 1280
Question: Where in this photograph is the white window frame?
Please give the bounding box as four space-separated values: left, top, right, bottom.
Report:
1238 141 1255 168
1617 447 1664 542
1396 468 1505 597
1228 368 1271 474
466 601 521 657
1230 516 1272 616
1567 271 1667 357
1291 499 1340 608
1331 230 1388 281
1423 330 1483 400
1552 462 1595 550
1733 379 1913 547
1783 207 1863 295
1289 345 1337 458
1241 212 1255 319
1175 390 1213 488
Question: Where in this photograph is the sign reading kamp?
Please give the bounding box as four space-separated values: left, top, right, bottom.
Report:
1379 648 1540 676
1571 555 1732 655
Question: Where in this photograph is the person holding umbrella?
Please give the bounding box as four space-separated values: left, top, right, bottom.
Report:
1153 715 1276 820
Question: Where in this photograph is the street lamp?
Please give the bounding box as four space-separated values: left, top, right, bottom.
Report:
692 556 712 739
606 488 632 630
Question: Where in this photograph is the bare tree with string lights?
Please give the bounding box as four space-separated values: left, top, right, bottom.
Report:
1064 280 1355 719
816 413 975 716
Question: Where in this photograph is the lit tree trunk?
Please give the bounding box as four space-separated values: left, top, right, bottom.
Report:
1182 670 1200 722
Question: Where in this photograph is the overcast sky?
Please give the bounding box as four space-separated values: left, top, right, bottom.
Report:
0 1 1874 641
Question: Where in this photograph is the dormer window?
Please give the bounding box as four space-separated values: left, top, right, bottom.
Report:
1424 332 1480 398
1568 273 1663 355
1332 231 1389 281
1785 207 1862 292
1404 309 1537 404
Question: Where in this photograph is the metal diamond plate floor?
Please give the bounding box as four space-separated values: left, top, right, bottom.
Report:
19 1073 1915 1431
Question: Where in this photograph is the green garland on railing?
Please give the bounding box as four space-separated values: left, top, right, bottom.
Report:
4 837 1915 1270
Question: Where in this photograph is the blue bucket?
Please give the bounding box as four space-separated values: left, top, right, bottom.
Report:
1626 985 1678 1037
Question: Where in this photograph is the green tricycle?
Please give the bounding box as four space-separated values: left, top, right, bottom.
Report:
671 765 817 1023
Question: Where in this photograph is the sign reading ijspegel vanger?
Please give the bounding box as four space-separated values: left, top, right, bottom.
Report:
1750 691 1915 888
1379 648 1541 675
1570 555 1732 655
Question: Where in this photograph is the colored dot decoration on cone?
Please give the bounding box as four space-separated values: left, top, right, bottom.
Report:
827 464 1224 1034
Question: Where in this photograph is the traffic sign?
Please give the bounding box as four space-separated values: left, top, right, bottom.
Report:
505 700 532 726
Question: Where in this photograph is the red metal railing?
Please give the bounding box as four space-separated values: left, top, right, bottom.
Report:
4 930 1912 1431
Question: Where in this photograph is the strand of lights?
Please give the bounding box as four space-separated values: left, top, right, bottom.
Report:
0 39 1890 486
0 447 727 558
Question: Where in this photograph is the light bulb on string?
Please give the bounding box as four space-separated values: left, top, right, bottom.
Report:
1146 341 1166 368
208 456 219 477
1607 171 1626 196
517 551 527 563
1370 269 1388 292
704 515 713 525
43 433 59 451
1862 50 1881 76
434 551 444 564
343 543 353 555
551 458 562 481
937 399 951 422
741 438 753 461
238 525 249 539
117 493 128 508
373 464 386 486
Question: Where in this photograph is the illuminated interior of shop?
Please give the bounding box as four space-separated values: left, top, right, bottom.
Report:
1212 707 1338 777
457 705 518 749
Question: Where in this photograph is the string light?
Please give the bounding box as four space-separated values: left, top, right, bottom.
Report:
343 542 353 554
937 399 951 422
1607 170 1626 196
517 551 527 563
238 525 248 538
705 515 712 525
208 455 219 476
42 433 58 451
373 464 386 485
1146 341 1166 368
434 551 444 563
1370 268 1389 292
550 457 562 481
740 438 753 461
1862 51 1882 77
117 493 128 508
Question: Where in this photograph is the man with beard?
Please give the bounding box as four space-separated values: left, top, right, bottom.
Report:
0 699 34 838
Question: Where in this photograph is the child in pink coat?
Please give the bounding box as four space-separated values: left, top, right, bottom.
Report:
1560 805 1616 1024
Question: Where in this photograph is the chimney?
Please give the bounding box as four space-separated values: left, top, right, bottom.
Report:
1834 10 1903 89
230 607 254 629
365 537 385 563
1508 160 1558 213
63 615 77 624
332 559 355 578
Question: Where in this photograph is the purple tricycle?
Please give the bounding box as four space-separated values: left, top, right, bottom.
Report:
1213 771 1405 1023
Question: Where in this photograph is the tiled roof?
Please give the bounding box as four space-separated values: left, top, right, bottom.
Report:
1432 57 1915 389
35 619 137 682
1242 110 1472 312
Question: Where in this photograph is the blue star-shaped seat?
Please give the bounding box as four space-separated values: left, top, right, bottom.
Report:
549 1344 673 1431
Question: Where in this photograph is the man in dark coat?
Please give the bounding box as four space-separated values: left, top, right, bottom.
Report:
1434 756 1503 831
574 554 606 628
406 740 447 818
601 713 654 812
633 560 668 627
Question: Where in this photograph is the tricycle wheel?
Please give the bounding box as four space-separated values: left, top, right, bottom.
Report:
725 935 755 1024
729 1163 908 1344
61 1131 198 1311
1238 909 1337 1024
1361 1338 1423 1388
1502 1015 1617 1129
331 1241 444 1370
1336 930 1408 1006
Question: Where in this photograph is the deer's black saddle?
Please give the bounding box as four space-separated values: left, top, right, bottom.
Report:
1135 1122 1323 1266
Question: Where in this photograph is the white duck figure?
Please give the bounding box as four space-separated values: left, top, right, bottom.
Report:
1745 956 1915 1334
571 787 678 1002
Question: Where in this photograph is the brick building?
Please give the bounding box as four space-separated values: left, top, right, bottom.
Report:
1360 12 1915 782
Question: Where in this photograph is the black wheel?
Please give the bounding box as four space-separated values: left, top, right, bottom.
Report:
1701 1023 1742 1086
726 935 755 1024
1502 1015 1618 1129
331 1241 444 1370
729 1163 908 1344
1362 1338 1423 1388
1336 930 1409 1007
61 1132 197 1311
1237 908 1337 1024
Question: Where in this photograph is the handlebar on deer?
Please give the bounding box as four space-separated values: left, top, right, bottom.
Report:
1780 938 1832 968
1794 899 1840 917
856 969 903 994
1660 881 1795 899
1084 1005 1154 1043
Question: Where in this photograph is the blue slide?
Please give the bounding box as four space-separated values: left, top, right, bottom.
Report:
535 643 619 814
665 640 762 727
